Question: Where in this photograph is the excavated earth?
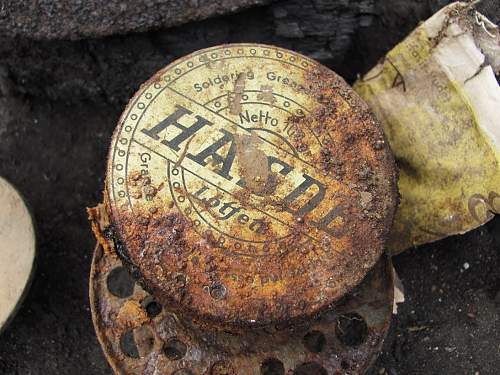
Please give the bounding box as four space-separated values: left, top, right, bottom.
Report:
0 1 499 374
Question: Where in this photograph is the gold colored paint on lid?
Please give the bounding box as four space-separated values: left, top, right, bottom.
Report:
106 44 398 326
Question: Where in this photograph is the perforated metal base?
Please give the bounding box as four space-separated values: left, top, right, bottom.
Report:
90 244 393 375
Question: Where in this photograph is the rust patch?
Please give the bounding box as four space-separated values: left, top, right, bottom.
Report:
234 132 271 195
87 203 114 255
117 300 149 327
228 72 246 115
257 85 277 104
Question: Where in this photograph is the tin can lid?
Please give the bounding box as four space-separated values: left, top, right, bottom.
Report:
106 44 397 326
0 176 36 333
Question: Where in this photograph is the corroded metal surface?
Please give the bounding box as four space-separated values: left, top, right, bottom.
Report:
90 243 394 375
105 44 398 327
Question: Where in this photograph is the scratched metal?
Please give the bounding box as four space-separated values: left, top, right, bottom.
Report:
90 242 394 375
104 44 398 327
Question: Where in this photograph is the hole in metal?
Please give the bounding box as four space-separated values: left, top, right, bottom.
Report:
261 358 285 375
211 360 235 375
210 284 227 300
335 312 368 347
119 330 139 358
163 337 187 360
146 300 162 318
293 362 327 375
106 266 135 298
303 330 326 353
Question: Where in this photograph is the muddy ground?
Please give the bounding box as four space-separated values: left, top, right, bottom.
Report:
0 2 499 375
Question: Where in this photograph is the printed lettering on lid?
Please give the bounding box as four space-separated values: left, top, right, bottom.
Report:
110 47 357 257
106 44 397 324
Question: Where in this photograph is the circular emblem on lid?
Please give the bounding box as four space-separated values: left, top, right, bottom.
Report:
106 44 397 326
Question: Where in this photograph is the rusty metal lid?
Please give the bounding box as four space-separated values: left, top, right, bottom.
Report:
106 44 397 327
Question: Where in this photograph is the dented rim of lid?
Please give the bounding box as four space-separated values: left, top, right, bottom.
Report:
104 43 398 327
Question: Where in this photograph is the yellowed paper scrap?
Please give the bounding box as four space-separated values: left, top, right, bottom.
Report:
354 2 500 253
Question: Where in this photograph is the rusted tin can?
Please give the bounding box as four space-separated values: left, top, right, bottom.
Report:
89 44 398 374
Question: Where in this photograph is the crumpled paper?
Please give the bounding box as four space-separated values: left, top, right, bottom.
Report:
354 1 500 254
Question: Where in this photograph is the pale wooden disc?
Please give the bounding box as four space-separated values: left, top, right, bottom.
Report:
0 176 35 333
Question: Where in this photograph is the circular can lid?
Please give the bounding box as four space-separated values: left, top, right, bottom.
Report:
0 176 36 333
106 44 397 327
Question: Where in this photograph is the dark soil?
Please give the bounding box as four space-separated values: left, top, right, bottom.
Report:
0 71 498 375
0 0 457 105
0 2 498 374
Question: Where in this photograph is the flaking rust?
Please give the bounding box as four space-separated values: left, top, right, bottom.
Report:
89 44 398 374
